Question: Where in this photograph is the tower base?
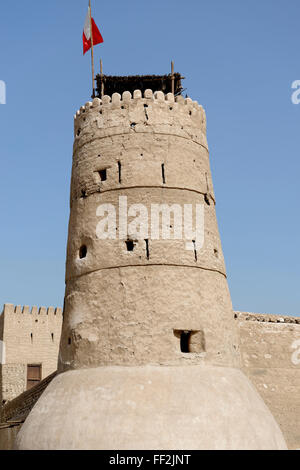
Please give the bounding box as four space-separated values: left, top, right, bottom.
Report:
16 365 287 450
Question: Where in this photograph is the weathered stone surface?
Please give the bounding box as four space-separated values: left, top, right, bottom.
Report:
16 366 287 450
235 312 300 450
0 304 62 404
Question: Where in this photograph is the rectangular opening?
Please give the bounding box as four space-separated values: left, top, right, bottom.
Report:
161 164 166 184
118 161 122 183
126 240 135 252
174 330 205 354
27 364 42 391
99 169 107 181
145 239 150 260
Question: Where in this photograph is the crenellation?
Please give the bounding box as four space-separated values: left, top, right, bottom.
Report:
111 92 121 106
154 90 164 101
133 89 142 99
3 304 14 315
73 90 204 128
122 91 131 103
1 304 63 319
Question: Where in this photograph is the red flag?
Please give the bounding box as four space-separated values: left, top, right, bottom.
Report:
83 7 104 55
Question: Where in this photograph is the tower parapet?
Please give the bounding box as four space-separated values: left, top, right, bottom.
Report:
2 304 62 316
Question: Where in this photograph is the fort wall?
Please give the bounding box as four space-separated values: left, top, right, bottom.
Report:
0 304 62 403
236 312 300 450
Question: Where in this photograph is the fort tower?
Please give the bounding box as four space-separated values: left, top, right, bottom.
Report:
16 74 287 450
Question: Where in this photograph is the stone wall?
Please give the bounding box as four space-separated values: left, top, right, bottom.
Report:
0 307 299 449
0 372 57 450
235 312 300 450
0 304 62 403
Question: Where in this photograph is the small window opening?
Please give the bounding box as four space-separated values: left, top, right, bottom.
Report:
27 364 42 391
161 164 166 184
192 240 198 262
68 337 72 346
51 333 54 342
145 239 150 260
126 240 135 252
130 122 136 129
174 330 205 354
214 249 219 258
79 245 87 259
204 193 211 206
77 129 81 136
30 333 33 343
180 331 191 353
99 169 107 181
118 161 122 183
81 189 87 199
144 104 148 108
99 110 103 115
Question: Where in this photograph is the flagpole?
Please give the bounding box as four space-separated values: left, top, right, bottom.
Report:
89 0 96 98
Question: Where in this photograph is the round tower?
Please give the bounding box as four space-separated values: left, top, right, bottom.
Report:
16 86 287 450
60 89 240 370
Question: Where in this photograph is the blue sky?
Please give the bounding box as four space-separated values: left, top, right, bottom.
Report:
0 0 299 315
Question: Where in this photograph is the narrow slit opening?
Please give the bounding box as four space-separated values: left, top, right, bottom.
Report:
192 240 197 262
145 239 150 260
204 193 211 206
180 331 191 353
79 245 87 259
118 161 122 183
161 164 166 184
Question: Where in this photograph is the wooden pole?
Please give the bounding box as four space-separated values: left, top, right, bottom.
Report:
89 0 95 97
100 59 104 98
171 60 175 95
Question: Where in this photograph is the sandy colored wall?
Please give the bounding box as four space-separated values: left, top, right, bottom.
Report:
0 304 62 403
0 425 21 451
236 312 300 450
59 90 240 373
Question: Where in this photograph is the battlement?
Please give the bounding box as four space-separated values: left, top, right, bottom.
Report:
74 90 204 119
73 90 206 142
1 304 62 317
